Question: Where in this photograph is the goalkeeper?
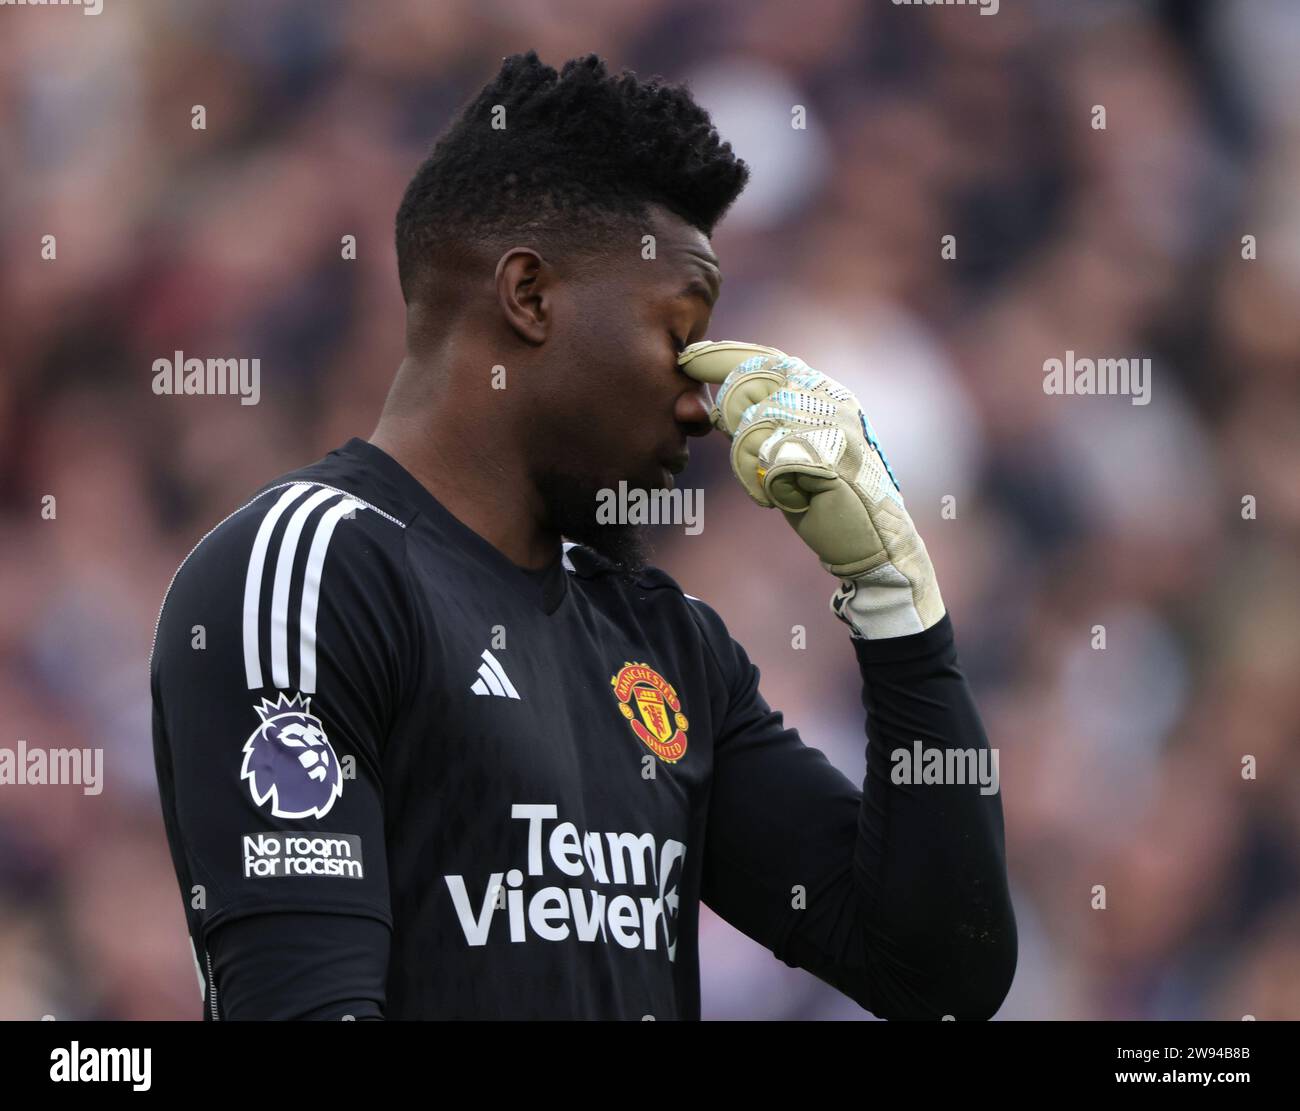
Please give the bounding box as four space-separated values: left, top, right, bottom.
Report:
150 51 1016 1020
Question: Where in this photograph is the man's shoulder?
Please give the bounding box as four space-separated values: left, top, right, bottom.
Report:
186 445 407 568
152 443 414 668
247 439 415 531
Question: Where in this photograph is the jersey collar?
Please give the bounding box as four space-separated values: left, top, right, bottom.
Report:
338 438 570 615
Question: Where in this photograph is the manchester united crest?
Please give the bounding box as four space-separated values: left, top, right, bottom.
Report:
610 661 689 763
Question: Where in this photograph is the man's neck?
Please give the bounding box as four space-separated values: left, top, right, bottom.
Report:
369 396 560 572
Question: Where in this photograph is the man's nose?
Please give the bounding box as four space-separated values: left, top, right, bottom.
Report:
674 380 713 434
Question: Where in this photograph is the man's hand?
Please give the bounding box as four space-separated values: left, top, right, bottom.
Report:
678 340 945 640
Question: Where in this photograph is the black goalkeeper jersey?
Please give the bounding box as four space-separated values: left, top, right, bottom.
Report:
151 437 1016 1021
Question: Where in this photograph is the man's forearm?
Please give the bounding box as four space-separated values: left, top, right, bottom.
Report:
781 615 1017 1019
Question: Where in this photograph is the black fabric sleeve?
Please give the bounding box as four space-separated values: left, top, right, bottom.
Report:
206 912 390 1020
693 606 1017 1020
152 487 416 1019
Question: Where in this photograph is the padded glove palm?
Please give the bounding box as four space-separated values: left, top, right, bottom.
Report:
678 340 945 640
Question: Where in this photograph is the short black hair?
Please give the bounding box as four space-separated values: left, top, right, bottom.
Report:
394 51 749 303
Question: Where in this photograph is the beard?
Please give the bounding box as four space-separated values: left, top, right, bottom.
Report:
536 468 653 580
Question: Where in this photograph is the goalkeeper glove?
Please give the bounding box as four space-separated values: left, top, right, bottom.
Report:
677 340 945 640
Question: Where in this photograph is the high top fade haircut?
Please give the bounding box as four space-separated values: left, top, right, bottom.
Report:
395 50 750 305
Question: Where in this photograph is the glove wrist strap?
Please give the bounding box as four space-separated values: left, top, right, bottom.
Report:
829 566 945 641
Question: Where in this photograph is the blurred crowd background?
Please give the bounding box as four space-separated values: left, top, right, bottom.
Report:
2 0 1298 1021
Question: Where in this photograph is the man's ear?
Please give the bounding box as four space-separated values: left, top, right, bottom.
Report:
495 247 550 346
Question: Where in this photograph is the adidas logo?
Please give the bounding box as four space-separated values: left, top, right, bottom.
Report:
470 649 520 699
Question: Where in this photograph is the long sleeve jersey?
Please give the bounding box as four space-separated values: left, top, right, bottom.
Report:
150 437 1016 1020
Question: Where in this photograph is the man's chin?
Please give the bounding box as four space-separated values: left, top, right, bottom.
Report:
571 521 650 579
537 470 652 579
